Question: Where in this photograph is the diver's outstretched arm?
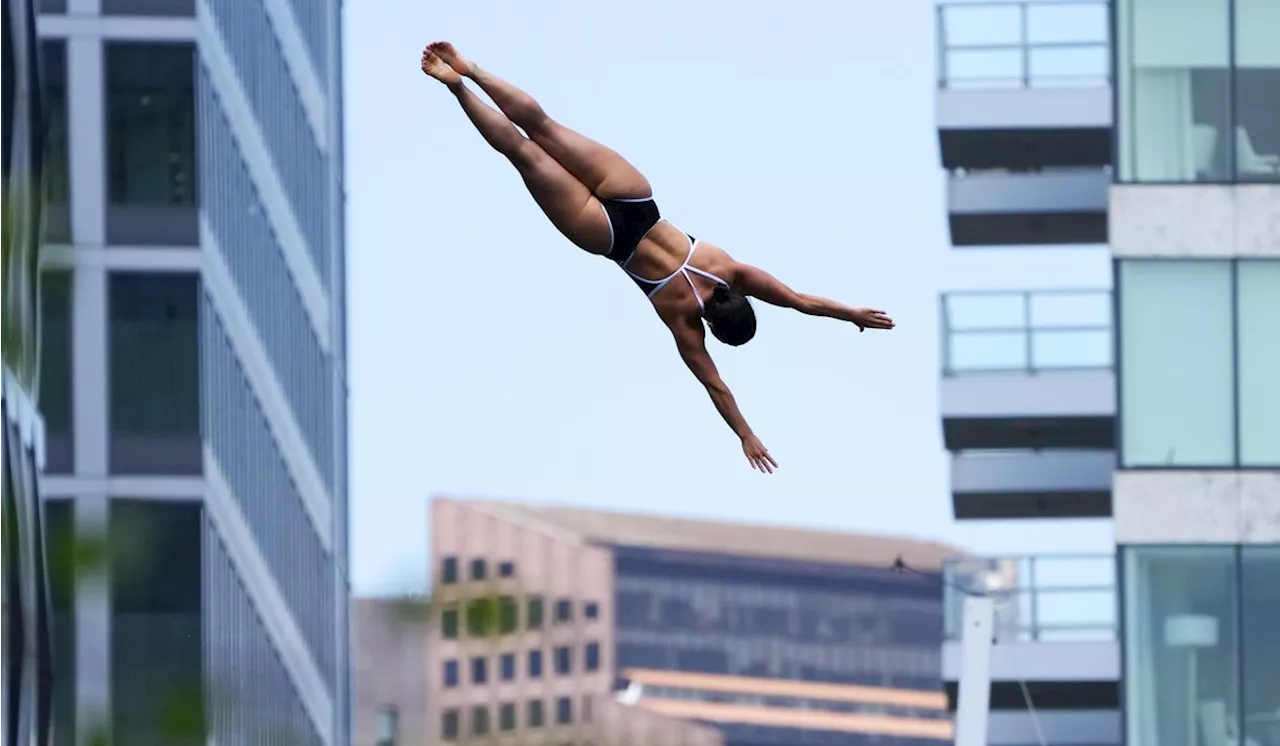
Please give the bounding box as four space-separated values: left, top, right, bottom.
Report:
734 264 896 332
669 313 777 473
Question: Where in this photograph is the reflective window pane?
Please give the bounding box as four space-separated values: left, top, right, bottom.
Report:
105 42 195 205
1124 547 1240 746
612 552 944 690
1120 261 1235 466
44 500 76 745
1234 0 1280 182
1242 546 1280 746
1118 0 1232 181
105 42 197 245
110 500 203 745
440 709 458 741
109 273 201 474
102 0 194 15
1237 261 1280 465
39 270 73 473
40 40 70 244
526 700 543 728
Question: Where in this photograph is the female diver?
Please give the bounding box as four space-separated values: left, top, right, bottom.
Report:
421 43 895 473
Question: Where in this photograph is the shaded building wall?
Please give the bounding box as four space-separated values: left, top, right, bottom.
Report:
352 598 429 746
2 0 55 745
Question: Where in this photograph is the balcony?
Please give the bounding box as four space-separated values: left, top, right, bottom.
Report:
947 167 1110 245
941 290 1115 448
951 450 1113 518
941 554 1120 743
936 0 1112 171
941 290 1115 518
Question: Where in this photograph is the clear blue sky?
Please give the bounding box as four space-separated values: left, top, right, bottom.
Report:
344 0 1115 595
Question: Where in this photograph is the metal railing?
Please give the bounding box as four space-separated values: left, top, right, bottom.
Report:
943 554 1117 642
940 289 1112 375
937 0 1111 89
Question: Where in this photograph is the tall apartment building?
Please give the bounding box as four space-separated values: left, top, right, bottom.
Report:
406 498 961 746
934 0 1279 744
933 0 1121 742
34 0 350 743
3 1 57 744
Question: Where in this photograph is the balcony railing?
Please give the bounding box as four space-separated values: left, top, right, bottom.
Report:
937 0 1111 89
940 289 1112 375
943 554 1117 642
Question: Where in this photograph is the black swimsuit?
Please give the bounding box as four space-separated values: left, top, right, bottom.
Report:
598 196 730 302
599 196 661 264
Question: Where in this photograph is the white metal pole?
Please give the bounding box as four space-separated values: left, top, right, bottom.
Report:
955 595 995 746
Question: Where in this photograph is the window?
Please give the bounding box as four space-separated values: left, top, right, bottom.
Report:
527 700 545 728
1121 259 1280 467
499 595 518 634
618 643 669 670
39 270 73 473
443 659 459 688
109 501 203 745
470 558 487 581
499 561 516 578
555 646 573 675
45 501 76 746
467 599 495 637
103 0 195 16
585 642 600 672
1117 0 1231 182
441 607 459 639
500 702 516 731
471 706 489 737
583 695 594 723
1237 261 1280 465
500 653 516 681
1117 0 1280 183
104 42 197 245
441 557 458 584
1241 546 1280 737
528 596 545 629
40 41 70 227
528 650 543 678
556 696 573 725
1120 261 1235 466
441 709 459 741
556 598 573 623
105 42 195 204
471 656 487 685
376 706 399 746
585 602 599 620
1233 0 1280 183
1123 546 1240 746
108 273 201 474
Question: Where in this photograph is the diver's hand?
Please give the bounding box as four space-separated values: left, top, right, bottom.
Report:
851 308 895 332
742 434 777 473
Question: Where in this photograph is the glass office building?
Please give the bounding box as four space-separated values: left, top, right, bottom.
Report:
35 0 349 743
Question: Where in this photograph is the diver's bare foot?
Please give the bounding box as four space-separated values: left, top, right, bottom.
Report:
420 49 462 85
427 41 474 77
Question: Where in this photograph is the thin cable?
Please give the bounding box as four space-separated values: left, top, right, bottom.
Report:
998 603 1049 746
1017 677 1049 746
894 556 1050 746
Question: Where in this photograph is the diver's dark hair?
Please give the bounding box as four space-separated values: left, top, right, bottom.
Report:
704 285 757 346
